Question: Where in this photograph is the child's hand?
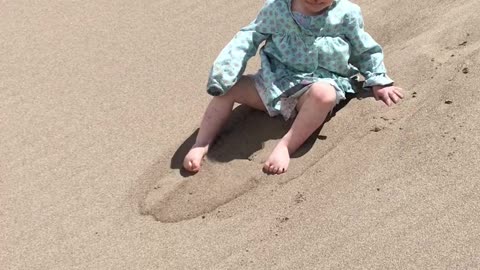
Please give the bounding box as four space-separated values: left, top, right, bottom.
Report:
372 85 404 106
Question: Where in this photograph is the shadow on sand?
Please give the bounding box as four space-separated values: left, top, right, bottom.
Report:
170 92 359 176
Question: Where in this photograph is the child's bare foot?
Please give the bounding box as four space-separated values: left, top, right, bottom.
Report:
183 145 209 172
263 141 290 174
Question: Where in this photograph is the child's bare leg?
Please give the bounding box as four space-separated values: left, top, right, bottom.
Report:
264 83 336 174
183 76 266 172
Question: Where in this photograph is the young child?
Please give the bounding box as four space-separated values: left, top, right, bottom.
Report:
184 0 403 174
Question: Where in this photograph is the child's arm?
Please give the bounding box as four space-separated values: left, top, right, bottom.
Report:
206 2 274 96
345 5 403 105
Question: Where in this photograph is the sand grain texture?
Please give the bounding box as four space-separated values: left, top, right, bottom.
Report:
2 0 480 269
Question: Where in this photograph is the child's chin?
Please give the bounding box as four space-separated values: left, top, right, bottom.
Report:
307 6 328 14
309 8 326 15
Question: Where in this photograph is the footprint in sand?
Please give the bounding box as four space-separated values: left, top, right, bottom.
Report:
141 160 262 223
141 172 186 216
139 107 288 222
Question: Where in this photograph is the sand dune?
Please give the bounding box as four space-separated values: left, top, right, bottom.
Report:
2 0 480 269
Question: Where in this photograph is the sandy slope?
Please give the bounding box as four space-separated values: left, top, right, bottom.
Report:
2 0 479 269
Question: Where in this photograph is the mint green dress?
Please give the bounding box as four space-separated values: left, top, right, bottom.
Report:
207 0 393 119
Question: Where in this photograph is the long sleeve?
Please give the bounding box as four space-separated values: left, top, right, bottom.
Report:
345 6 393 88
206 9 271 96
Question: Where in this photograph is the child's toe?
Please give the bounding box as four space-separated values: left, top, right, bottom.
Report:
263 162 270 172
191 161 200 172
184 160 198 173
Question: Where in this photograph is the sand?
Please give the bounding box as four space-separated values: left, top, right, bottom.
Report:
2 0 480 269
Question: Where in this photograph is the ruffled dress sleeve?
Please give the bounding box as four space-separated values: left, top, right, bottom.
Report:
206 2 274 96
345 6 394 88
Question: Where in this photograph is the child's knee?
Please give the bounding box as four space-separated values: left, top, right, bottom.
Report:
221 81 243 100
308 83 337 105
216 87 237 103
221 77 254 104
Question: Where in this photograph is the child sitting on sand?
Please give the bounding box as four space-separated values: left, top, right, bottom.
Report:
184 0 403 174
